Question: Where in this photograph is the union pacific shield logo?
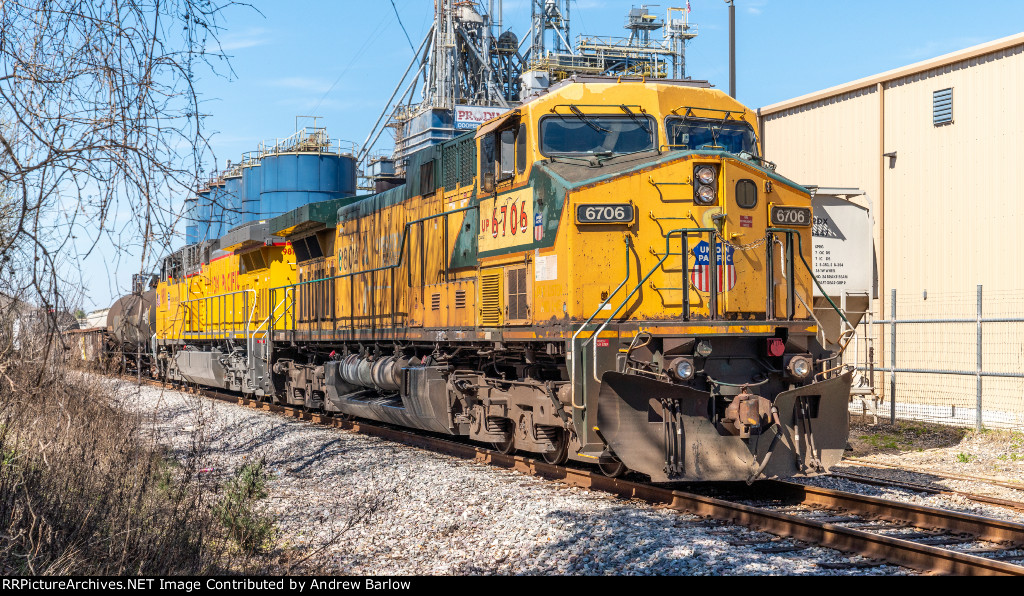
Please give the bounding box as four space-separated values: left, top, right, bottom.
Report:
691 241 737 292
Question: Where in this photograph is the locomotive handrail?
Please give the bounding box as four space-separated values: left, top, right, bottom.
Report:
266 204 480 340
571 228 716 417
584 228 717 386
253 288 292 357
569 235 632 410
181 287 257 339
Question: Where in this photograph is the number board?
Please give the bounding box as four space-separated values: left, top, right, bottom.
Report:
478 188 535 253
770 205 812 228
576 204 635 225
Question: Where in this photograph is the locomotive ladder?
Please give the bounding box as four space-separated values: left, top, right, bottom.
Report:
571 228 715 413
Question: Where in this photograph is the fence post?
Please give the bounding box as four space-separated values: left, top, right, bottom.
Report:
976 284 983 432
890 288 897 425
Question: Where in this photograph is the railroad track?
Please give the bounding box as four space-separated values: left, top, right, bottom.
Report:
841 458 1024 493
828 470 1024 513
136 377 1024 576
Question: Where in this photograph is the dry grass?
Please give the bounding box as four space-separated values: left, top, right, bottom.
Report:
0 353 271 575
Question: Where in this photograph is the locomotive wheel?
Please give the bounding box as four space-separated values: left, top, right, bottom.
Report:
492 435 515 455
598 455 627 478
541 428 569 466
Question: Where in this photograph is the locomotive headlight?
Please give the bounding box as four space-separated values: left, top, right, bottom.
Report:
695 340 713 358
696 166 717 185
696 185 716 205
669 357 695 381
787 355 812 380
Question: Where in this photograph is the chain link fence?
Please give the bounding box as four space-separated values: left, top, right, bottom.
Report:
852 286 1024 430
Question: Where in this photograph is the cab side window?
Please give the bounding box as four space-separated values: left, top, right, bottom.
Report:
516 123 527 174
498 129 515 182
481 123 526 193
480 133 495 188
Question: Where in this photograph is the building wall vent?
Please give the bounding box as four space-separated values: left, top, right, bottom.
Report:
933 88 953 126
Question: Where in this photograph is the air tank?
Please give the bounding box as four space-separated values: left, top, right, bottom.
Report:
241 153 262 223
259 129 356 220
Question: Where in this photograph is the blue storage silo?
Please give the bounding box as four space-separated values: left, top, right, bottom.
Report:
185 196 199 246
241 153 261 223
196 186 211 242
209 178 226 240
259 129 356 220
223 170 243 232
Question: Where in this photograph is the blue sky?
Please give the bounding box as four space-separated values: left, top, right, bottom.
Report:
79 0 1024 309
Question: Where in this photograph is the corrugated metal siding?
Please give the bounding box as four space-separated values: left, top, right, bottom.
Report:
762 43 1024 297
883 45 1024 297
762 86 881 202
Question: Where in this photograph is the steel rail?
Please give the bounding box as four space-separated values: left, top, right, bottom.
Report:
828 471 1024 513
157 380 1024 576
841 458 1024 492
762 480 1024 545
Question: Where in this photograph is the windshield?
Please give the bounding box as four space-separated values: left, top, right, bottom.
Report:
540 115 657 156
665 117 759 156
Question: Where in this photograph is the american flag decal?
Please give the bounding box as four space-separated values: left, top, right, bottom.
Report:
690 240 737 293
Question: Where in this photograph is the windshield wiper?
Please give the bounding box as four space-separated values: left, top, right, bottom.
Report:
545 153 594 165
595 147 657 165
619 105 651 134
565 105 611 133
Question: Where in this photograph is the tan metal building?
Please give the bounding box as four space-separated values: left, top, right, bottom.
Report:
758 34 1024 429
759 32 1024 297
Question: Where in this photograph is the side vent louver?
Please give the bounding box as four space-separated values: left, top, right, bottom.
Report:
480 271 502 327
431 293 441 311
455 290 467 309
933 88 953 126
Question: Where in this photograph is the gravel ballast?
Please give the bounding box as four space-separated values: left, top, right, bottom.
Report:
107 379 911 576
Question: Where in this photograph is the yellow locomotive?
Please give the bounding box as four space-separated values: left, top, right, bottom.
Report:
153 77 852 483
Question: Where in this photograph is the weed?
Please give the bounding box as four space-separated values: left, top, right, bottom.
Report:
861 433 903 450
214 459 275 555
956 452 974 463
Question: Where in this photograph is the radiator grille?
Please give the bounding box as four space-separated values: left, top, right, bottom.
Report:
459 138 476 185
441 144 458 189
